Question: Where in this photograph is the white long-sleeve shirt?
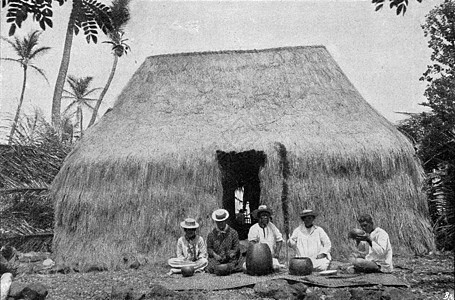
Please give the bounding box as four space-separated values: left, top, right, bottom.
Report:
289 225 332 261
248 222 283 255
176 235 207 261
359 227 393 272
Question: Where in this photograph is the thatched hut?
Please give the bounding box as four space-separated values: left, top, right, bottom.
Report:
52 46 435 270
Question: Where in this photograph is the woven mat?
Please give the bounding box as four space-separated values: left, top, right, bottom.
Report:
281 273 410 288
158 272 282 291
158 272 409 291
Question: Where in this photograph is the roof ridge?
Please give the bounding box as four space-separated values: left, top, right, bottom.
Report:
145 45 327 60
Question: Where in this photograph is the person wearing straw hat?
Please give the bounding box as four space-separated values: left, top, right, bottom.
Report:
247 205 284 270
167 218 208 274
206 209 242 274
288 209 332 271
348 213 393 273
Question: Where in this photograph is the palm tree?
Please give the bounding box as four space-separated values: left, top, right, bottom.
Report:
1 31 51 145
3 0 114 129
62 75 101 139
51 0 112 129
88 0 131 128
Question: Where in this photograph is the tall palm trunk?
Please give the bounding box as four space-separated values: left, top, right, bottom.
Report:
51 1 79 129
79 105 83 138
9 65 28 144
88 54 118 127
74 104 83 140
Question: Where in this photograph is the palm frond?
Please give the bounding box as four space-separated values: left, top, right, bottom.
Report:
1 216 53 252
79 77 95 93
29 64 49 84
102 40 116 46
83 102 95 110
0 187 48 195
63 88 77 97
0 57 22 65
66 75 81 94
22 31 39 57
84 88 102 97
29 46 52 60
1 36 19 53
66 75 96 97
0 110 71 252
63 101 78 115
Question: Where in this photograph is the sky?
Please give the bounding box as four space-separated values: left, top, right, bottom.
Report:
0 0 441 142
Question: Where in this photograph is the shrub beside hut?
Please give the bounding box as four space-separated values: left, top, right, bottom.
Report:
51 46 435 271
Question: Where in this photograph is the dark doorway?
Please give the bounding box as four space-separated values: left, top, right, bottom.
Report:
216 150 266 239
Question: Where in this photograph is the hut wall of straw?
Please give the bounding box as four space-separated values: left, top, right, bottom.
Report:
51 46 435 270
260 147 433 257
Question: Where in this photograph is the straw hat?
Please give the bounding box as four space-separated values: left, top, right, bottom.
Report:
252 205 272 219
212 209 229 222
300 209 318 218
180 218 199 229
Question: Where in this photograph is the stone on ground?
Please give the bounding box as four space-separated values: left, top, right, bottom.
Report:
1 273 13 300
21 282 48 300
254 279 307 300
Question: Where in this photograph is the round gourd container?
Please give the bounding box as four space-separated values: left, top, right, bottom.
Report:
181 265 195 277
289 257 313 275
246 243 273 275
214 263 231 276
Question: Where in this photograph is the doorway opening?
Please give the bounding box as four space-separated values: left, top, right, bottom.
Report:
216 150 266 239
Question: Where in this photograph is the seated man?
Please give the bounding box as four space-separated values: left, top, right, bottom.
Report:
349 214 393 273
168 218 208 274
206 209 242 274
288 209 332 272
247 205 284 271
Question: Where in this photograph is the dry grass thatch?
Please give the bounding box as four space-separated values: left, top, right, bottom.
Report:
51 46 435 270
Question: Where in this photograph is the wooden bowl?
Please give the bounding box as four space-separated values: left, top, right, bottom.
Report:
214 263 231 276
289 257 313 275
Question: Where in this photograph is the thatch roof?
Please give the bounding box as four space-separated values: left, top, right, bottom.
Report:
52 46 434 270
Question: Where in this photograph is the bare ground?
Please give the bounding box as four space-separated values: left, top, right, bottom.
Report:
10 252 454 300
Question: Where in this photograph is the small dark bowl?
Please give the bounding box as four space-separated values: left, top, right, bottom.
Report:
181 266 195 277
214 263 231 276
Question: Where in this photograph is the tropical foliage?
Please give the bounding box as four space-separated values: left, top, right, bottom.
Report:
1 30 51 145
2 0 113 128
0 110 72 251
88 0 131 127
372 0 424 15
63 75 100 139
398 0 455 250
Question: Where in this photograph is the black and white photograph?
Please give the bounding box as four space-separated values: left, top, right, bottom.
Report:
1 0 454 299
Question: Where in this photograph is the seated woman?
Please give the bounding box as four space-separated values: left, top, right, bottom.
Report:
168 218 208 274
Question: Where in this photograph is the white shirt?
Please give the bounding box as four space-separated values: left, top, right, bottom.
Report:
359 227 393 272
176 236 207 261
289 225 332 260
248 222 283 255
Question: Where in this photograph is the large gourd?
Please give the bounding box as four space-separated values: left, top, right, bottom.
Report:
246 243 273 275
289 257 313 275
